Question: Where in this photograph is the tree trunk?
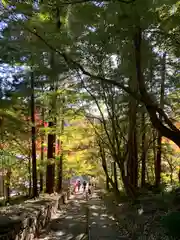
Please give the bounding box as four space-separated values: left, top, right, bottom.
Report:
155 135 162 187
58 153 63 191
5 168 11 204
46 53 57 194
40 135 44 192
57 97 65 192
134 27 180 148
111 161 113 180
127 76 138 189
152 129 156 172
46 121 56 194
40 107 44 193
155 52 166 188
141 112 146 187
31 70 38 198
99 141 115 192
28 143 31 196
170 162 173 185
57 140 63 192
106 177 110 191
47 5 62 194
113 161 118 190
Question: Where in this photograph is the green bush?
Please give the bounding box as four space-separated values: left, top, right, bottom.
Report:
161 211 180 238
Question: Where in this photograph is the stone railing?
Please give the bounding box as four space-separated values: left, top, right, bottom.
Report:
0 191 70 240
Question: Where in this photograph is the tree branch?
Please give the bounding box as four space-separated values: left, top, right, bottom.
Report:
134 27 180 147
24 27 143 101
24 26 180 146
50 0 136 6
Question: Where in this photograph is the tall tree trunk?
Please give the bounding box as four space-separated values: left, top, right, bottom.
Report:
57 97 65 192
113 161 118 190
57 139 63 192
156 135 162 187
40 137 44 192
127 76 138 189
46 54 56 194
152 129 156 181
99 141 111 190
141 112 146 187
169 160 173 185
28 149 31 196
155 53 166 188
40 107 44 192
31 70 38 198
120 159 136 198
106 177 110 191
28 142 32 196
111 161 113 180
5 168 11 204
46 122 56 194
99 141 119 194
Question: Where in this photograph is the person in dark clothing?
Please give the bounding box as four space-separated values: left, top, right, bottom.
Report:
77 180 81 191
88 183 92 195
83 181 87 192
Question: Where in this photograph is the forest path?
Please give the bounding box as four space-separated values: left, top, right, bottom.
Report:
37 189 128 240
37 190 88 240
88 190 128 240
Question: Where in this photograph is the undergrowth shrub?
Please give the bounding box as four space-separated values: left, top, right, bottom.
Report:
161 211 180 238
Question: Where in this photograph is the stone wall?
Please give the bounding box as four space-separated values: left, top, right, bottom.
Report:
0 191 70 240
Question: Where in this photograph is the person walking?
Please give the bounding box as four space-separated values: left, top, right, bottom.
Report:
88 182 92 195
77 180 81 192
83 181 87 192
74 181 78 193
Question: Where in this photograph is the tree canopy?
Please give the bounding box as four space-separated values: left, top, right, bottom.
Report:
0 0 179 203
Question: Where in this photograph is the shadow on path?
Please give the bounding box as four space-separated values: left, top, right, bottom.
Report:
88 190 129 240
38 192 88 240
38 190 129 240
